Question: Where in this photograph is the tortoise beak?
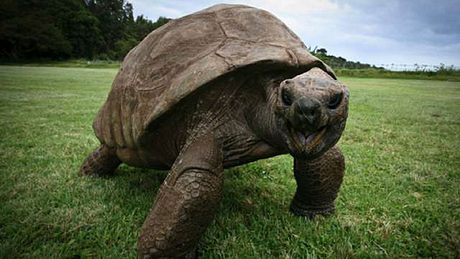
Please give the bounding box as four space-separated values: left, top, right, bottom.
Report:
286 122 330 159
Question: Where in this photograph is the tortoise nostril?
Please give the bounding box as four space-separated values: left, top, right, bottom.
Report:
298 98 320 116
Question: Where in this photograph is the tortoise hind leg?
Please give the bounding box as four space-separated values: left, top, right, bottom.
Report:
79 145 121 177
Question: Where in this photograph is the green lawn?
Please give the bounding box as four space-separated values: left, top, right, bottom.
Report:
0 66 459 258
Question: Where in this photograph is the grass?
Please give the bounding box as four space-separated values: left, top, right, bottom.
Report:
4 59 460 81
0 65 459 258
335 68 460 81
0 59 120 69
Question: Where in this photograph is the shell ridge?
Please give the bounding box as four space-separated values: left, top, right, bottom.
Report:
214 12 234 69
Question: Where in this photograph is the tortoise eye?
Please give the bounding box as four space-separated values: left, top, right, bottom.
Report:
328 92 343 109
281 88 292 106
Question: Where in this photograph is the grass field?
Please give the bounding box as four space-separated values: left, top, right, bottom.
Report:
4 59 460 81
0 65 459 258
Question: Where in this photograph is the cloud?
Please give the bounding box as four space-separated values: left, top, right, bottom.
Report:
129 0 460 67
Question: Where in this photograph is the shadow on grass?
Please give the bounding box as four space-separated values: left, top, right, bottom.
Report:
63 156 292 257
102 163 289 221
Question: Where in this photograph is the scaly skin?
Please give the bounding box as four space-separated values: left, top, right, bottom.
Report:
290 146 345 218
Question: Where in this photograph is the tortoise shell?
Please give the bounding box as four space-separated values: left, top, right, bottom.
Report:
93 4 335 148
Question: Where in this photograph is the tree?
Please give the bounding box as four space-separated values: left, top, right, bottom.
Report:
86 0 133 58
316 48 328 55
132 16 171 41
0 0 170 60
0 0 72 59
53 0 103 59
0 0 104 59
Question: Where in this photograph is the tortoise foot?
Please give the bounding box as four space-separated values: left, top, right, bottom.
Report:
139 247 197 259
79 145 121 177
289 198 335 219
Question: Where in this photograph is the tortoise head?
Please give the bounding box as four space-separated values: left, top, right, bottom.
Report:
275 68 349 159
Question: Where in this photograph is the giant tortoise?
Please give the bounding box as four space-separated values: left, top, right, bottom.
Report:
80 4 349 258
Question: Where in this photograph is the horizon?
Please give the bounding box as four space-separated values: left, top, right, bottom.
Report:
130 0 460 69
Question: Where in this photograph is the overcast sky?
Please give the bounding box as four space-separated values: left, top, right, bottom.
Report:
130 0 460 68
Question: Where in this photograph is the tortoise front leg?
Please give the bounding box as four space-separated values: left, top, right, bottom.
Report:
290 146 345 218
138 134 223 258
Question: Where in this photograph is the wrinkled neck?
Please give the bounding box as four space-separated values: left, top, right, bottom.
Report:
245 84 286 152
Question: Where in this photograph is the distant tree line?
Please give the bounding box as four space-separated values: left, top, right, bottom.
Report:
0 1 416 71
0 0 170 60
309 47 383 70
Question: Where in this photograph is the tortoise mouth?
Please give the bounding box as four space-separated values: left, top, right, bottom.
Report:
286 122 329 158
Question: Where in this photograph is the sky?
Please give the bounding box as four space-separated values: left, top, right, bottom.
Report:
130 0 460 68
